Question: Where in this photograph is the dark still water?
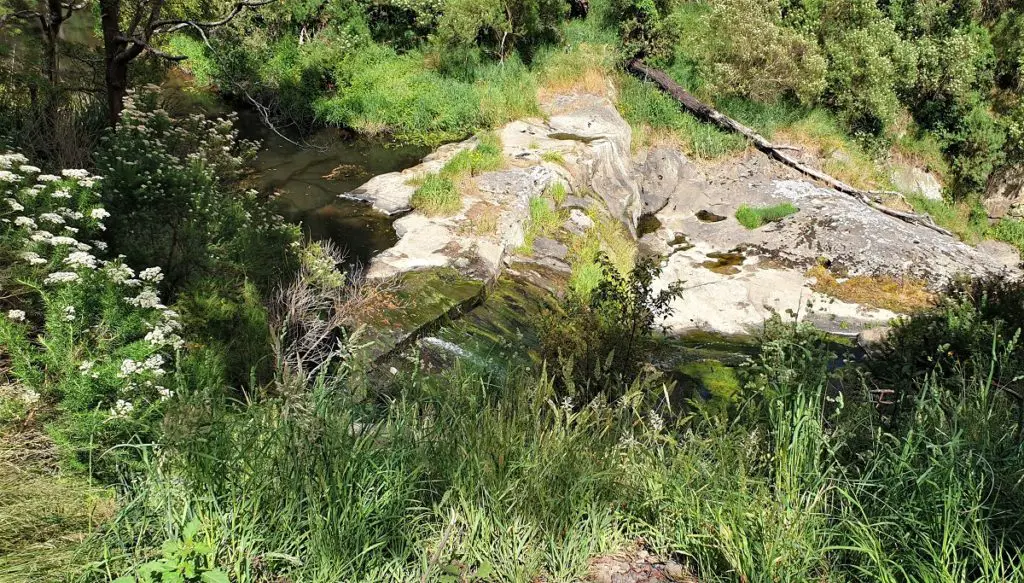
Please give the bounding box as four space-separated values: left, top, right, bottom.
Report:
239 114 429 266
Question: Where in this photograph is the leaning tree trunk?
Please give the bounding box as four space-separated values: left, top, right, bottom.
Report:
625 59 953 237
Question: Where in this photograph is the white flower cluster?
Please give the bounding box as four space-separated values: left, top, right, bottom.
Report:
110 399 134 417
119 354 166 378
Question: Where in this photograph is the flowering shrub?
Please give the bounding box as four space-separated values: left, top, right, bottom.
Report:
97 87 298 294
0 153 181 470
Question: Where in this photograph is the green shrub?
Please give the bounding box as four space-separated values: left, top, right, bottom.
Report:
97 88 299 296
698 0 827 105
0 155 182 475
735 202 799 228
608 0 679 61
538 254 683 399
411 174 461 216
992 218 1024 254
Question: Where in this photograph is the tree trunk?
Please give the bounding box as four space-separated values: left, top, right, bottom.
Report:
100 0 125 125
625 59 954 237
567 0 589 19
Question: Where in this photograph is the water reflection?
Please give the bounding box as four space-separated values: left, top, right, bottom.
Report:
239 113 428 266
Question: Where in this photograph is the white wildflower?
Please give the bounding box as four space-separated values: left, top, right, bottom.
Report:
105 263 134 284
43 271 80 285
138 267 163 283
20 251 46 265
50 189 71 199
7 309 25 321
61 169 90 179
157 386 174 401
30 230 53 242
79 361 94 372
0 153 28 168
110 399 134 417
64 305 76 321
5 198 23 211
90 208 110 220
0 170 19 182
14 216 36 229
19 165 40 174
39 212 65 225
92 240 108 251
64 226 79 234
389 366 398 375
79 178 96 188
74 242 91 251
64 251 97 269
125 288 163 309
560 396 574 412
36 174 61 182
144 354 165 375
47 235 78 246
119 359 141 377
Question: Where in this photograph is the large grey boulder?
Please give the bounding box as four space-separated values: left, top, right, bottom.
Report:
984 164 1024 219
891 166 943 201
344 172 417 215
547 95 643 234
637 147 703 214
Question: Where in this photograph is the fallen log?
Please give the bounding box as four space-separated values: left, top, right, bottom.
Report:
625 59 954 237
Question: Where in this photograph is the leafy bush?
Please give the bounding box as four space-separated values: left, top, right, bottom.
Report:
817 0 914 136
433 0 567 65
608 0 679 61
0 155 182 475
97 88 299 295
698 0 826 105
735 202 799 228
539 254 682 399
868 277 1024 430
993 218 1024 254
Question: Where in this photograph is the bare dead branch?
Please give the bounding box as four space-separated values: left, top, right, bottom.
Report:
625 59 954 238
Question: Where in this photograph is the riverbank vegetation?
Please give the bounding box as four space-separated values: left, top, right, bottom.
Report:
2 0 1024 580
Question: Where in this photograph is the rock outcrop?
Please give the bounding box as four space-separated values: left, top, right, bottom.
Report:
346 90 1018 339
985 163 1024 219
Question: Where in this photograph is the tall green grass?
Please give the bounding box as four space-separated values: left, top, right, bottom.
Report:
86 306 1024 582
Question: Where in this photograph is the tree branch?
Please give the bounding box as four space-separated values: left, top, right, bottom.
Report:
152 0 275 34
0 10 44 30
625 59 954 238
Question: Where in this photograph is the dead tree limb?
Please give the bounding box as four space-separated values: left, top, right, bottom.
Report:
625 59 954 237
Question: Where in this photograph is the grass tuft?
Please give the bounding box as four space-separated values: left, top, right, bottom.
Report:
411 174 461 216
735 202 799 229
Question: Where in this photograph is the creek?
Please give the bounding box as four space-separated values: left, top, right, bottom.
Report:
238 112 429 266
